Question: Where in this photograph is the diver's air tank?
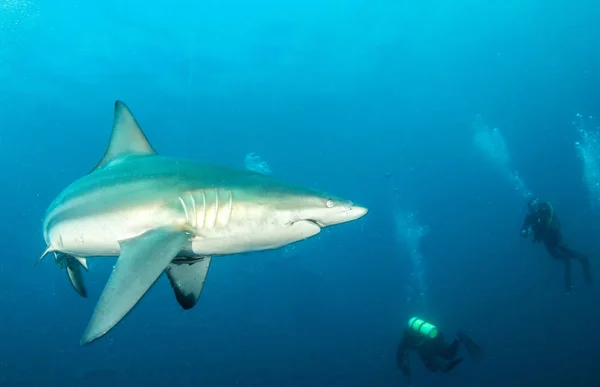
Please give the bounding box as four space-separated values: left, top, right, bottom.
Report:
408 317 439 339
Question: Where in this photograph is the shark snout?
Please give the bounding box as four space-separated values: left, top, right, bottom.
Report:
343 204 368 222
316 203 368 227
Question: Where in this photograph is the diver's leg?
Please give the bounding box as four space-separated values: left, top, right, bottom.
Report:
545 243 572 292
420 354 441 373
559 245 586 260
582 258 594 285
545 242 565 259
441 338 460 360
558 245 593 285
441 357 463 373
396 350 412 386
574 253 593 285
457 331 485 361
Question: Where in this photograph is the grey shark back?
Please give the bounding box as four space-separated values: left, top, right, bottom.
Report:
38 101 368 345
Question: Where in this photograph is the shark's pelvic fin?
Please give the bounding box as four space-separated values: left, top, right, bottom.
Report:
80 226 191 345
55 253 88 298
92 101 157 172
166 257 212 310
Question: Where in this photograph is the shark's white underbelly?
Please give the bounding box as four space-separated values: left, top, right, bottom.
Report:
47 207 180 257
191 219 321 256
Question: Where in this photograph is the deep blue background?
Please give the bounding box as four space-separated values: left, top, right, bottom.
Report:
2 1 600 386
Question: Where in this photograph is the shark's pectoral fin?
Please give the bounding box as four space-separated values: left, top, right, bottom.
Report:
55 253 88 298
80 226 191 345
166 257 212 310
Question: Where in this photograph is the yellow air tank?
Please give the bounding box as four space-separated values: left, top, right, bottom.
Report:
408 317 439 339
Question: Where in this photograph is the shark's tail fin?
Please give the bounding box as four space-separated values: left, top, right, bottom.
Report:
457 331 485 362
55 253 89 298
35 248 88 298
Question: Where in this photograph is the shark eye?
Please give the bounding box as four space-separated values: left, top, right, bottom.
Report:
326 199 334 208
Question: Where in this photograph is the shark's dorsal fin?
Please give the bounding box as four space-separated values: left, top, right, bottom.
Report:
92 101 157 172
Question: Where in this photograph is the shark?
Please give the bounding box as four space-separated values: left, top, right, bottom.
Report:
37 101 368 345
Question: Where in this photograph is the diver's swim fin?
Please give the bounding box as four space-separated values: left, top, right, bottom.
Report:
457 331 485 362
443 357 463 372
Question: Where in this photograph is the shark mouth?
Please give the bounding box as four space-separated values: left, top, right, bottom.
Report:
288 219 323 228
307 219 324 227
302 219 324 228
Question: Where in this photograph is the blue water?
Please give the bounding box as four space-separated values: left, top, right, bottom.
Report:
2 1 600 386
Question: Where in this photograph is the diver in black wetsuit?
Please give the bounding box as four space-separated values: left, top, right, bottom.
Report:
396 318 483 386
520 198 593 294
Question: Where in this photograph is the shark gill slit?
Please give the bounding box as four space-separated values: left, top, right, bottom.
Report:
200 189 207 230
212 188 218 229
225 190 233 226
178 197 190 225
188 191 197 228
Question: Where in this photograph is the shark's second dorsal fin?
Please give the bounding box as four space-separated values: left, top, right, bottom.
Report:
92 101 157 172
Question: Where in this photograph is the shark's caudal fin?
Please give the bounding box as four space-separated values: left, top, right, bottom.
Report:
73 256 88 271
92 101 157 172
65 255 88 298
55 253 88 298
80 226 192 345
166 257 212 310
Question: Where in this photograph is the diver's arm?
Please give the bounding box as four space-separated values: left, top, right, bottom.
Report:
396 345 412 385
520 213 535 237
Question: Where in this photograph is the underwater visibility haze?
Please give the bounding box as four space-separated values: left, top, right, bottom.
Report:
2 0 600 386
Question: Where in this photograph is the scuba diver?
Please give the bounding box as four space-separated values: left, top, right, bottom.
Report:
520 197 593 294
396 317 484 386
